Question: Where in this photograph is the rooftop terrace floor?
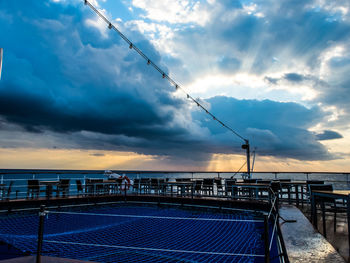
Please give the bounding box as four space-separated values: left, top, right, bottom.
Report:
280 205 345 262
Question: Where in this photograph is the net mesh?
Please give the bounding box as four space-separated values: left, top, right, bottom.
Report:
0 203 280 262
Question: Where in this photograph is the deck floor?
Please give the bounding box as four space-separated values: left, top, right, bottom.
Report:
280 205 345 263
300 204 350 262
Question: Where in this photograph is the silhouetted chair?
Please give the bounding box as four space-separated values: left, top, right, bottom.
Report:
309 184 342 237
270 181 281 195
202 179 214 196
108 179 119 194
305 180 324 203
56 179 70 197
27 180 40 199
150 178 160 194
91 179 104 195
225 179 237 197
241 179 258 197
193 180 203 196
115 178 123 193
133 179 140 194
76 180 84 196
214 178 224 195
85 179 94 196
1 181 15 201
158 179 166 194
140 178 150 193
276 179 292 202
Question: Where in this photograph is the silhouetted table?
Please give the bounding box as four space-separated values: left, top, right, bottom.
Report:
162 181 194 197
232 183 271 200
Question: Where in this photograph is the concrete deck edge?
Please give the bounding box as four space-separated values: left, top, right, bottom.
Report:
279 205 345 263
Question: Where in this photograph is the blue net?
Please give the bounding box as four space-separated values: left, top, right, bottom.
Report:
0 203 280 262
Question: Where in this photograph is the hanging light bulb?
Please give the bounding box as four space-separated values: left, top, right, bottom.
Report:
162 73 166 78
129 43 133 49
108 23 112 29
147 59 151 65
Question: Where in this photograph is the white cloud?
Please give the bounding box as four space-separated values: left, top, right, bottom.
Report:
84 8 110 38
308 0 349 21
131 0 210 26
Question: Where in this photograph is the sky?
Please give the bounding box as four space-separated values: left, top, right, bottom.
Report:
0 0 350 171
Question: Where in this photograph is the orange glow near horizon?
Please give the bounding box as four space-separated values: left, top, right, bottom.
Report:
1 147 350 172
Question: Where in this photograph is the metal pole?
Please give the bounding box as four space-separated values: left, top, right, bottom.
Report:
264 214 270 263
242 140 251 178
36 205 46 263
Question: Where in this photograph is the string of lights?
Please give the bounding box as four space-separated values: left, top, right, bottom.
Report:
83 0 248 143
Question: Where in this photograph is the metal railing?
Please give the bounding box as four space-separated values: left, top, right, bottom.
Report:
0 170 349 201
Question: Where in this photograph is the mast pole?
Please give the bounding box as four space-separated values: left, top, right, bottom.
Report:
242 140 251 178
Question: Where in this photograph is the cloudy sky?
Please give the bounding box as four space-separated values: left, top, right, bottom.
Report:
0 0 350 171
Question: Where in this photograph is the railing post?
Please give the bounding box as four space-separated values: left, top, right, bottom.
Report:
36 205 47 263
264 214 270 263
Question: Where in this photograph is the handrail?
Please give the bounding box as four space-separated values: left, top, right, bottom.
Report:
0 169 349 175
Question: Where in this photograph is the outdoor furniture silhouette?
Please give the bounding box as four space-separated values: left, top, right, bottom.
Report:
150 178 161 194
56 179 70 197
85 178 94 196
40 180 59 199
133 178 140 194
202 179 214 196
1 181 15 201
91 179 104 195
193 180 203 196
225 179 237 196
310 184 338 236
140 178 151 194
214 178 224 195
76 180 84 196
27 179 40 199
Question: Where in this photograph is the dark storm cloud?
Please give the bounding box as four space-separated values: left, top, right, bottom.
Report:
284 73 305 82
0 0 200 153
192 96 333 160
0 0 339 162
315 130 343 141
